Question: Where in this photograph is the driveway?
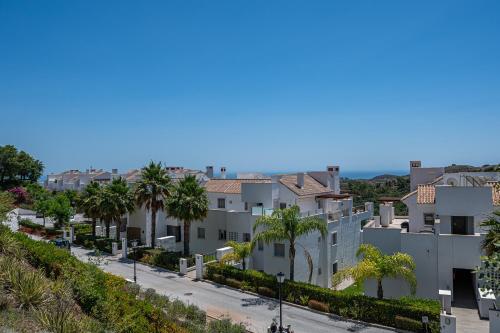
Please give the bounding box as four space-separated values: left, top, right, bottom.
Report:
70 246 391 333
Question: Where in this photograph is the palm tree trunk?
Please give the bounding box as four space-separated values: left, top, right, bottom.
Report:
105 219 110 238
116 219 121 241
289 243 296 281
377 279 384 299
183 220 191 256
151 208 156 248
91 218 96 238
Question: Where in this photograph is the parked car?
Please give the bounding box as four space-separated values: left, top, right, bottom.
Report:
50 238 70 250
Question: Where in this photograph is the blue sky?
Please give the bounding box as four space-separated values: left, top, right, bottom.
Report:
1 0 499 175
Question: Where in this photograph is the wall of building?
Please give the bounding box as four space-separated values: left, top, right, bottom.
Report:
410 167 444 191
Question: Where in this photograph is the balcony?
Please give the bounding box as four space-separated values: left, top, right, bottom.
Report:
438 233 484 269
251 207 274 216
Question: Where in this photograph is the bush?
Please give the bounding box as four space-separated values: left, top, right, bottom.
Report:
18 219 43 231
225 278 242 289
212 274 226 284
205 263 440 331
130 247 182 271
308 299 329 312
395 315 423 332
257 286 275 298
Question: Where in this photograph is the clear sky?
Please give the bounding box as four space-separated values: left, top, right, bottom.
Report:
1 0 499 175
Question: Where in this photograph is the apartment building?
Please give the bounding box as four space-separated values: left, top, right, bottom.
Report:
45 168 119 191
127 166 374 288
362 161 499 316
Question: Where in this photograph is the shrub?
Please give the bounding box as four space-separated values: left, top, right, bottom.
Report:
205 263 440 331
240 281 255 293
19 218 43 231
395 315 423 332
212 274 226 284
308 299 329 312
225 278 242 289
257 286 275 298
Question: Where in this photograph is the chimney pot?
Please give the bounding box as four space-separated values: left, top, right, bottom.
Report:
206 166 214 178
220 167 227 179
297 172 305 188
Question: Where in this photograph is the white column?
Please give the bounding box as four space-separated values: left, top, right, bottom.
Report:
63 228 68 240
440 312 456 333
195 254 203 280
121 238 128 259
179 258 187 275
112 242 119 255
490 308 500 333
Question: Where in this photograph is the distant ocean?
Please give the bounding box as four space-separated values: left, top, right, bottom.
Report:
223 170 408 180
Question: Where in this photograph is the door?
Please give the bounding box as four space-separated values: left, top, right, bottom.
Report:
451 216 467 235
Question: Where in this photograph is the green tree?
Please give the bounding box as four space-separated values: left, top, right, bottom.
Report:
47 194 73 229
108 177 134 241
220 241 252 270
0 145 44 189
332 244 416 299
78 182 101 237
96 187 119 238
252 205 327 281
480 210 500 256
134 161 173 248
34 195 51 227
63 189 79 208
167 175 208 255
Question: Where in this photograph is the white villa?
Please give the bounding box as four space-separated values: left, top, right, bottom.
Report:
126 165 373 288
362 161 499 318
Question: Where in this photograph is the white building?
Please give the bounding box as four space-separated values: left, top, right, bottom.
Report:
362 161 499 316
45 168 119 191
127 165 374 288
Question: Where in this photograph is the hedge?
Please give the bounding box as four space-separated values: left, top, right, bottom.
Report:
129 247 182 271
206 264 440 332
74 233 122 253
18 218 44 230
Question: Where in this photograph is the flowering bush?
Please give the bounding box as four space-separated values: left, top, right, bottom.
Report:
7 187 29 205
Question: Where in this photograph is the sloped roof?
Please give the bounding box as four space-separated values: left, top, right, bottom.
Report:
279 174 332 197
205 179 271 194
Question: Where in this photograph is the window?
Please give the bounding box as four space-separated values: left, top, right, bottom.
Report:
331 232 337 245
228 232 239 242
197 227 205 239
332 262 338 274
167 225 181 242
245 202 248 211
318 267 322 275
217 198 226 209
258 239 264 251
218 229 227 240
243 233 251 242
424 213 435 226
280 202 287 209
274 243 285 257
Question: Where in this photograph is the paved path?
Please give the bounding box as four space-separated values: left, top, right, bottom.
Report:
70 246 390 333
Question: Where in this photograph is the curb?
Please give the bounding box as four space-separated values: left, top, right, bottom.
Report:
200 278 404 333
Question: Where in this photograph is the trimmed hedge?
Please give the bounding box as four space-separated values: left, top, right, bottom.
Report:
129 247 182 271
308 299 329 312
74 234 121 253
206 264 440 332
18 218 44 230
395 315 424 332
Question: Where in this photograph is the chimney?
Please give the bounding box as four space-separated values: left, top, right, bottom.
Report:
112 168 118 174
410 161 421 169
220 167 227 179
327 165 340 194
297 172 305 188
206 166 214 179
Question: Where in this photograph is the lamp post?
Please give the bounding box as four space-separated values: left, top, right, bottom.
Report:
131 239 138 283
277 272 285 332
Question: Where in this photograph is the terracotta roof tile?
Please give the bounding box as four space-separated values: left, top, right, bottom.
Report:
204 179 271 194
417 185 435 204
279 174 332 197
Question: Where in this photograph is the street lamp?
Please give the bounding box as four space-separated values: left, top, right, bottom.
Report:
276 272 285 332
131 239 138 283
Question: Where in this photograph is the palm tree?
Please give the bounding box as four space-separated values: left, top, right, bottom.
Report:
480 210 500 256
252 205 327 281
332 244 416 299
134 161 172 248
97 187 119 239
108 177 135 241
220 241 252 270
167 175 208 255
78 182 101 238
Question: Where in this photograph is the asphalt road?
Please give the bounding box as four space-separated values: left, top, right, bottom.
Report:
71 246 392 333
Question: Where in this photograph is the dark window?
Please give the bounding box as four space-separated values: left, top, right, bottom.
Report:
331 232 337 245
424 213 435 226
167 225 181 242
218 229 227 240
217 198 226 209
243 233 251 242
451 216 469 235
197 227 205 239
245 202 248 210
229 231 238 241
274 243 285 257
280 202 287 209
258 239 263 251
332 262 338 274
